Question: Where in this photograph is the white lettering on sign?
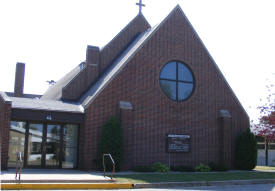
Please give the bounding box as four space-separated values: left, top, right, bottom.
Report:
168 134 190 138
167 134 191 153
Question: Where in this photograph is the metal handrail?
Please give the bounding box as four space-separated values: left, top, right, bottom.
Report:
15 152 23 182
102 153 115 180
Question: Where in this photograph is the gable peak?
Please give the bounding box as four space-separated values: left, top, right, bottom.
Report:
134 12 150 27
169 4 185 17
153 4 186 31
174 4 183 11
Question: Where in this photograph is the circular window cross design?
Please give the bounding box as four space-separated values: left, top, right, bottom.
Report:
160 61 194 101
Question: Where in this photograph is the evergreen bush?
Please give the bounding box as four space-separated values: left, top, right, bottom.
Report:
97 116 123 171
235 128 257 170
151 162 170 172
194 163 211 172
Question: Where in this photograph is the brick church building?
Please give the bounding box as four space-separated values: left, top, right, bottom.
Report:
0 5 249 170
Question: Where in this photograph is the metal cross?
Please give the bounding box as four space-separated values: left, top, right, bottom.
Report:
136 0 145 14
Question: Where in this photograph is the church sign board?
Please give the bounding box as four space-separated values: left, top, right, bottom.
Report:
167 134 190 153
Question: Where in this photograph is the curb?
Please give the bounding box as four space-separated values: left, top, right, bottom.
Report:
2 179 275 190
1 183 134 190
133 179 275 188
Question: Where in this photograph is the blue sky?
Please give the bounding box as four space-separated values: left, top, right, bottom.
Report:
0 0 274 121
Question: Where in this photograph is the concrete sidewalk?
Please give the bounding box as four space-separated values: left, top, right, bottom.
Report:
0 168 112 183
0 169 132 190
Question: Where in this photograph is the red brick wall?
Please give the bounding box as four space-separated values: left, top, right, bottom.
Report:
220 117 233 168
80 8 249 170
0 97 11 170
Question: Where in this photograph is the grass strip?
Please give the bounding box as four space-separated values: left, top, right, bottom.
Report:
112 172 275 183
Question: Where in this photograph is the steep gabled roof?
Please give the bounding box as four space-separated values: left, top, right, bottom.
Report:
172 6 249 118
79 5 248 119
43 14 150 101
99 13 150 74
100 13 150 52
80 24 159 107
37 5 248 119
79 6 181 108
41 63 85 100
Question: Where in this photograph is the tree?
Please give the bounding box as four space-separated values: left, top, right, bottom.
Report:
97 116 124 171
254 112 275 166
257 113 275 140
235 129 257 170
253 81 275 166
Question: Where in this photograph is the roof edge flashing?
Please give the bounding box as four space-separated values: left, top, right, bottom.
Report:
0 91 12 104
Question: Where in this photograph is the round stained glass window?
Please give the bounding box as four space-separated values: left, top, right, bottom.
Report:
160 61 194 101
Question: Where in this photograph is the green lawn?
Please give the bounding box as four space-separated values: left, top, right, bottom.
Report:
111 171 275 183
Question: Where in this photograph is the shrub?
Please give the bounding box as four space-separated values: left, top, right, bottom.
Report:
97 116 123 171
171 165 195 172
208 162 228 171
151 162 170 172
132 166 154 172
194 163 211 172
235 128 257 170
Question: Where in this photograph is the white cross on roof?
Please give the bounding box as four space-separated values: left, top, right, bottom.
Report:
136 0 145 14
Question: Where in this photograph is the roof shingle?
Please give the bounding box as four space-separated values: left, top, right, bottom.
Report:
10 96 84 113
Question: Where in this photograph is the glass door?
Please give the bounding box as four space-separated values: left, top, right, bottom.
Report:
8 121 27 167
62 124 78 168
45 124 61 167
10 122 79 168
27 123 43 166
27 123 61 167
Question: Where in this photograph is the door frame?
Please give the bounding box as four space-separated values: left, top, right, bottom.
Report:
23 122 77 169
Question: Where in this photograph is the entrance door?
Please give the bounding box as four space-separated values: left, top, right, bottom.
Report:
27 123 43 166
45 124 61 167
8 121 78 169
27 123 61 168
